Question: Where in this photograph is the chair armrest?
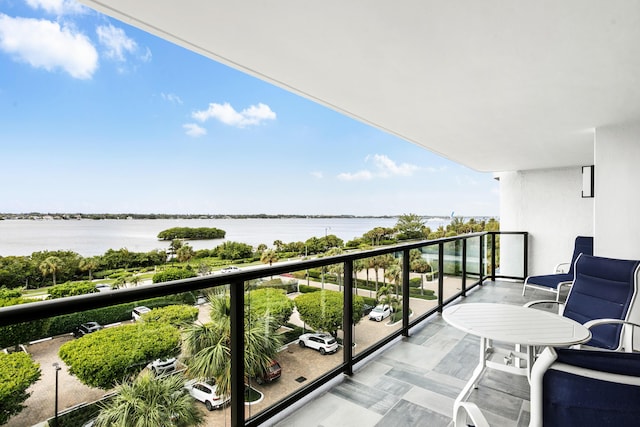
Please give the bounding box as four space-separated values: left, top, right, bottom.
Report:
582 319 640 352
582 318 640 329
554 262 571 273
454 402 490 427
524 300 564 313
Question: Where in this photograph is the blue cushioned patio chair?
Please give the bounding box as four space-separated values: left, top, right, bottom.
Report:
454 347 640 427
526 253 640 352
522 236 593 301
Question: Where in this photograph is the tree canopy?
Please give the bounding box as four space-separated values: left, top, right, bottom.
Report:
295 290 364 336
246 288 294 326
157 227 226 240
0 352 41 425
94 371 203 427
59 323 180 389
139 305 199 327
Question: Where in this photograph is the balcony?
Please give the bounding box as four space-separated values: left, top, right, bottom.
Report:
274 278 532 427
0 232 528 427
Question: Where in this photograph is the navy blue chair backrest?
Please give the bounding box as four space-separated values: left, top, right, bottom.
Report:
563 254 640 349
567 236 593 275
543 349 640 426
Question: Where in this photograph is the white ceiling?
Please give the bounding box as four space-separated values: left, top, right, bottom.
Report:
80 0 640 172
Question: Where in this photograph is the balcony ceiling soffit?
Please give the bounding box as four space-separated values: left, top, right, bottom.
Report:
80 0 640 172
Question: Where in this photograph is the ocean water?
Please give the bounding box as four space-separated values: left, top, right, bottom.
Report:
0 217 451 257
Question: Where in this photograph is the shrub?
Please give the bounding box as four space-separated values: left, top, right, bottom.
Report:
247 288 294 326
295 290 364 335
298 285 320 293
0 352 41 425
409 277 422 288
48 281 97 299
152 268 197 283
140 305 199 327
59 322 180 389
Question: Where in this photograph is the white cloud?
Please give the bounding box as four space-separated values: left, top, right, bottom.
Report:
337 154 419 181
96 24 137 62
337 170 373 181
368 154 419 177
192 102 276 128
26 0 88 15
310 171 324 179
140 47 152 62
183 123 206 137
0 14 98 79
161 92 183 104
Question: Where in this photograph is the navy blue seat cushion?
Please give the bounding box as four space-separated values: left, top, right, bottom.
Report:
562 255 640 350
556 348 640 376
525 236 592 291
543 350 640 426
526 273 573 290
567 236 594 275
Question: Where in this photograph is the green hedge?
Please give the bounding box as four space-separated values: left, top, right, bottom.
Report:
46 293 196 337
298 285 320 293
59 323 180 389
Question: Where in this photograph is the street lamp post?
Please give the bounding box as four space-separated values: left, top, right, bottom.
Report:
53 362 61 427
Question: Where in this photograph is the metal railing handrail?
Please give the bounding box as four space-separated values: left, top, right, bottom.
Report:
0 230 528 427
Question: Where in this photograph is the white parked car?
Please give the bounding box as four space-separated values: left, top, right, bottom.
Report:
369 304 392 322
148 357 177 376
184 379 230 410
220 266 240 273
132 306 151 321
298 333 338 355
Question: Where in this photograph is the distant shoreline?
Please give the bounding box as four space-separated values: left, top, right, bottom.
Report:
0 213 474 221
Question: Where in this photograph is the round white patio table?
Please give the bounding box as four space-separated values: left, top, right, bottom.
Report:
443 302 591 414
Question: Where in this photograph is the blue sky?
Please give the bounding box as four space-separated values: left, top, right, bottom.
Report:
0 0 499 217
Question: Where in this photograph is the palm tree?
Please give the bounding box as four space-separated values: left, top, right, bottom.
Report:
94 371 203 427
39 256 62 286
182 291 282 397
370 256 384 296
79 256 100 281
260 249 278 279
353 258 365 294
325 247 344 291
260 249 278 267
177 244 195 265
129 274 141 287
112 275 127 290
385 262 402 300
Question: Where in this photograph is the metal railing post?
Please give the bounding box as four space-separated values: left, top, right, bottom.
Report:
343 260 354 375
479 234 485 284
490 232 497 281
438 242 444 312
461 238 467 297
230 280 244 427
402 249 410 337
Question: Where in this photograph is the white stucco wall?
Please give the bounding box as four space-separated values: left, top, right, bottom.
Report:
594 124 640 259
498 167 594 277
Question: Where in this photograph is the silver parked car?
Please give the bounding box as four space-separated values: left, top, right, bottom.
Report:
298 333 338 355
148 357 177 376
184 379 230 410
368 304 392 322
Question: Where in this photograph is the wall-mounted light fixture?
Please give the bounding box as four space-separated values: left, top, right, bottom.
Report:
582 165 594 198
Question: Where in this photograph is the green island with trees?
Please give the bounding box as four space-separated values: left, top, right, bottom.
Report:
157 227 226 241
0 214 499 426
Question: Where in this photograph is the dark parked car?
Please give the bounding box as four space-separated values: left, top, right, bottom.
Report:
254 359 282 384
73 321 103 337
362 304 374 316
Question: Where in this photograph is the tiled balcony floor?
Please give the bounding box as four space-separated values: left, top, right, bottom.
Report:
274 280 553 427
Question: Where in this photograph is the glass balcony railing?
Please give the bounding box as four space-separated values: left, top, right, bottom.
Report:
0 231 527 427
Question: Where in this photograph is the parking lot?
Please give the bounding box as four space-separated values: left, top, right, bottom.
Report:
7 279 446 427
